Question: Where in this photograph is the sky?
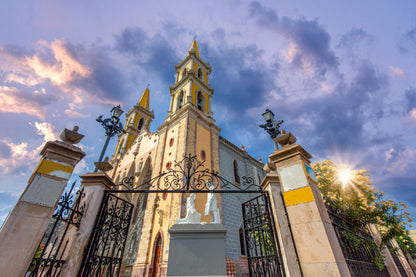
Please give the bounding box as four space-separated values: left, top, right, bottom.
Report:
0 0 416 227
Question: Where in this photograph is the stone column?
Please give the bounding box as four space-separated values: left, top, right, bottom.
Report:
261 171 302 277
0 127 85 277
60 171 115 277
391 239 415 277
368 224 401 276
406 252 416 274
269 131 350 276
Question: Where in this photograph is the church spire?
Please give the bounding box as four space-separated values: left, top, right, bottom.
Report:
188 40 200 57
138 87 150 109
169 40 213 118
112 87 154 157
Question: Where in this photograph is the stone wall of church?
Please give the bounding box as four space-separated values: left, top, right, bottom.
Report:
218 137 265 261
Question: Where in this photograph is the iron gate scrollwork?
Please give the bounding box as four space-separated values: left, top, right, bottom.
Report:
26 181 85 277
78 192 133 277
242 193 285 277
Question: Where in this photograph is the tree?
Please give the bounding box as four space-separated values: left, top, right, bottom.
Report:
312 160 415 259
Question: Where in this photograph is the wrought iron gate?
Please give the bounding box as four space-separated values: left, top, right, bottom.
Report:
78 192 133 277
26 182 85 277
242 193 285 277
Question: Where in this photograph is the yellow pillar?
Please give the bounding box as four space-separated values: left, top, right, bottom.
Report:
0 127 85 277
269 131 350 276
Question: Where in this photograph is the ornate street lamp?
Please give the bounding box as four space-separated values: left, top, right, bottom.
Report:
94 105 126 172
259 108 284 150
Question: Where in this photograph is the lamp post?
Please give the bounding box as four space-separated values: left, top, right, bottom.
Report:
94 105 126 172
259 109 284 150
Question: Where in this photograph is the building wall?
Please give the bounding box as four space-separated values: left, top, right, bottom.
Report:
218 136 265 261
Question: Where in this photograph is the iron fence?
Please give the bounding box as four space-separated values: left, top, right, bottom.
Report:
326 207 390 277
387 243 407 276
78 192 133 277
242 193 285 277
25 182 85 277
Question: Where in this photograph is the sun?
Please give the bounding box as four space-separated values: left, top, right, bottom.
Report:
339 168 352 186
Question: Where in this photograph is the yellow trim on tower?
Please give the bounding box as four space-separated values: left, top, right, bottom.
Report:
188 40 200 57
138 88 150 109
192 83 200 104
126 134 136 150
283 186 315 206
37 159 74 175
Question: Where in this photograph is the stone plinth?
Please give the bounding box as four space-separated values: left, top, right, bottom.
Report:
269 142 350 276
60 171 115 276
167 224 227 277
0 139 85 277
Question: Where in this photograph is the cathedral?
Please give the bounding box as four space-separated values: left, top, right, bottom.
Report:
108 40 265 276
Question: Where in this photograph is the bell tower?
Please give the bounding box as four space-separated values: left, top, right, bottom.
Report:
168 40 214 117
133 40 222 276
113 87 154 156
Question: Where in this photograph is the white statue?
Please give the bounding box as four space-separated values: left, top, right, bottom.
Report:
204 181 220 224
176 193 201 224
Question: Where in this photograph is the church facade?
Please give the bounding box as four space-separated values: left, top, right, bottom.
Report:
107 41 265 276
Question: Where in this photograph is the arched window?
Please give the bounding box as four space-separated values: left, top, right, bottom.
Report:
239 227 246 256
197 68 203 79
117 139 125 154
176 91 184 110
182 68 187 79
197 91 205 111
233 160 240 183
137 117 144 131
136 161 143 173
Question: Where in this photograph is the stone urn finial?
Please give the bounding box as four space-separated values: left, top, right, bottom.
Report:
274 129 297 148
263 158 277 172
59 126 84 144
94 156 113 172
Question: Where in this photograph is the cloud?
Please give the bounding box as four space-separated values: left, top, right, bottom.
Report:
26 39 91 86
389 66 406 78
115 27 179 85
0 121 58 175
34 121 57 142
400 28 416 53
0 192 18 225
405 88 416 112
338 28 373 48
0 85 57 119
0 39 129 119
249 1 338 76
384 145 416 174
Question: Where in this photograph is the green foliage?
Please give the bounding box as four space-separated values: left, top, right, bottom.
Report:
312 160 416 261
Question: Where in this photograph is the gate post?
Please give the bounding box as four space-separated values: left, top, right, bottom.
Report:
60 171 115 276
261 172 302 277
269 131 350 276
0 127 85 277
368 224 402 276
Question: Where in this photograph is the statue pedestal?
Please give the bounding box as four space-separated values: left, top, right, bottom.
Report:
167 224 227 277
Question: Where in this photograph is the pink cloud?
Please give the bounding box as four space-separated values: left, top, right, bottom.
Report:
26 39 91 86
389 66 406 78
0 86 48 119
385 147 416 173
0 121 58 175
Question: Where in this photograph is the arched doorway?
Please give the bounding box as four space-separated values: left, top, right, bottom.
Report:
152 233 162 277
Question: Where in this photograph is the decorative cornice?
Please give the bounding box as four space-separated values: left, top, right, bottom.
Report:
218 136 263 167
158 102 220 133
126 105 155 119
170 70 213 95
175 52 211 73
